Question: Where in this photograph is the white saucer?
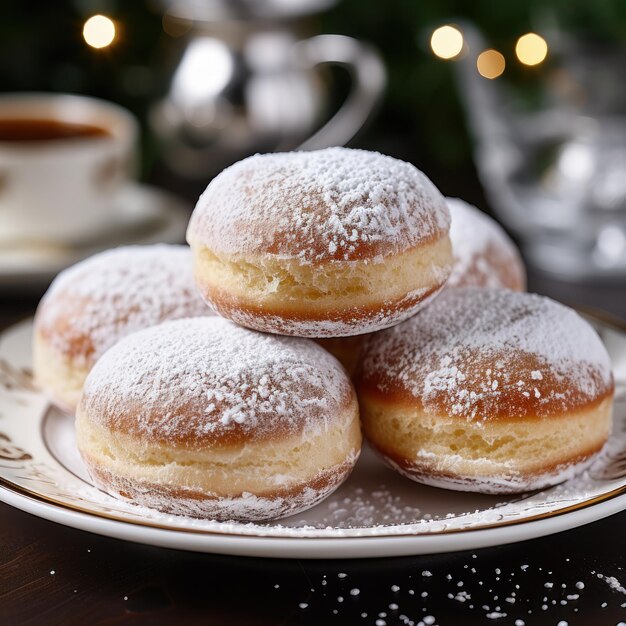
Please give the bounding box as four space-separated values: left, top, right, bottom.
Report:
1 313 626 558
0 183 190 290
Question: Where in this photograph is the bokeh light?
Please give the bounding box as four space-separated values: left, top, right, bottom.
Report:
515 33 548 66
83 15 116 49
477 49 505 79
172 38 234 106
430 25 464 60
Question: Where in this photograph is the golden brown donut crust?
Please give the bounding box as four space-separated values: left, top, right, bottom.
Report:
358 349 614 422
34 245 209 368
82 376 358 449
200 280 445 338
446 197 526 291
355 288 614 422
187 147 451 264
82 455 357 520
449 239 526 291
79 317 358 449
374 439 605 482
315 335 369 376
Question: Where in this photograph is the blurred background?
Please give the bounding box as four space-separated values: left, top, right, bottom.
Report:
2 0 626 314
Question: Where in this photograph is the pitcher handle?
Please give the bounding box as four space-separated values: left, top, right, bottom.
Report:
294 35 386 150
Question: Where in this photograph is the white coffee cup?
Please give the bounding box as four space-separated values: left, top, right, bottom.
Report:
0 93 138 245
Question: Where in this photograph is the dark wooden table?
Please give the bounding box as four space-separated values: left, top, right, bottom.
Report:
2 269 626 626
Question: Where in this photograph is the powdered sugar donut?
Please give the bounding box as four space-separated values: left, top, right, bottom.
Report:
187 147 452 337
34 245 210 411
447 198 525 290
77 316 361 521
355 288 614 494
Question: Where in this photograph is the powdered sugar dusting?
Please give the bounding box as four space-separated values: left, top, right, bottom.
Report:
81 316 353 444
36 245 210 368
187 147 450 263
52 424 626 536
594 572 626 595
86 455 359 521
384 449 602 495
5 314 626 545
447 198 525 290
360 288 613 420
291 482 424 529
223 283 446 338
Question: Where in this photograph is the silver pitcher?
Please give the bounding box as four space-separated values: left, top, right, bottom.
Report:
151 0 386 178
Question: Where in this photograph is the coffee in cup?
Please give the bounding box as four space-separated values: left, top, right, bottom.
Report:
0 93 138 245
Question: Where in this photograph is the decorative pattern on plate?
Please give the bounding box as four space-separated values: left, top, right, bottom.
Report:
0 317 626 542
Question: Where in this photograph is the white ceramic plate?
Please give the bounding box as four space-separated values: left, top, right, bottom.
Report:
1 314 626 559
0 183 189 290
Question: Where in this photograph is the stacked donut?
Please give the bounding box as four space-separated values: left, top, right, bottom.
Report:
34 147 614 522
